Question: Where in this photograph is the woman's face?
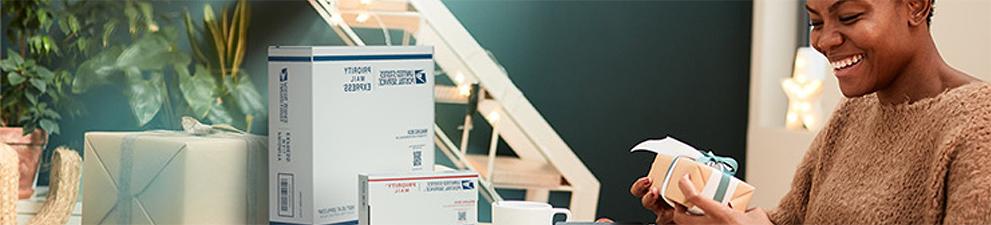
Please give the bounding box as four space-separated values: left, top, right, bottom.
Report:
807 0 916 97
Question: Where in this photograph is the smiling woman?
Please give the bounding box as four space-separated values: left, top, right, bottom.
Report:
627 0 991 224
805 0 973 102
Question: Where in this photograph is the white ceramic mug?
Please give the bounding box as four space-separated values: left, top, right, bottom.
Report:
492 201 571 225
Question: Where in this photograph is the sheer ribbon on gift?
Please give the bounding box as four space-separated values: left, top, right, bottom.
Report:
696 151 738 176
629 136 740 175
113 117 265 224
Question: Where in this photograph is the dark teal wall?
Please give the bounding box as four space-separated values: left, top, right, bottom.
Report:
12 0 751 223
442 1 753 222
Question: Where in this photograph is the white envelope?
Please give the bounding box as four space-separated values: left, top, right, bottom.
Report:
82 131 267 224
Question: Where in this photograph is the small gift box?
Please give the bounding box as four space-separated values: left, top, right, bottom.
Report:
82 118 266 224
631 137 754 213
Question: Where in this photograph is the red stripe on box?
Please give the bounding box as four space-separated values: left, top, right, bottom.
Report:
368 175 479 182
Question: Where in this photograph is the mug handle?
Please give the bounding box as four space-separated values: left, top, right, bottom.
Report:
550 208 572 222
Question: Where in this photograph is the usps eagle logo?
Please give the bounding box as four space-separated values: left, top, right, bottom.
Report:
280 68 289 82
461 180 475 190
414 69 427 84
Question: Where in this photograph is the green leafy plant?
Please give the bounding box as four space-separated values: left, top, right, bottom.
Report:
1 0 77 135
3 0 60 59
181 0 264 131
71 0 264 132
56 0 162 64
0 50 71 135
68 0 191 127
71 27 192 126
4 0 172 134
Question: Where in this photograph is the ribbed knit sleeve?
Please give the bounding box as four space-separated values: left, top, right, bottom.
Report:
760 82 991 224
942 97 991 224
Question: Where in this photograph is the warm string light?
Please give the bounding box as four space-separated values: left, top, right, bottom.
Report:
329 14 344 26
782 47 827 130
356 0 373 23
454 71 465 84
488 111 500 123
454 72 471 97
458 84 471 97
356 13 370 23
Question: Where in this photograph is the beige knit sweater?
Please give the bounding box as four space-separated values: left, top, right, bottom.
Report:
768 82 991 224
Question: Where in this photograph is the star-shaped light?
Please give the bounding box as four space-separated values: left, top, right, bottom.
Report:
782 47 828 130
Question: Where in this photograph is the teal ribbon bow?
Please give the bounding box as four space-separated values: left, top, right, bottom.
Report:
695 151 738 176
181 116 246 135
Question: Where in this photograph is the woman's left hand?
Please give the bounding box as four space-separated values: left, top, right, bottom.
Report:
671 175 774 225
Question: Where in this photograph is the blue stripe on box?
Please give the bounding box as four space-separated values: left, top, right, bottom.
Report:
267 54 432 62
270 220 358 225
267 56 312 62
313 54 432 61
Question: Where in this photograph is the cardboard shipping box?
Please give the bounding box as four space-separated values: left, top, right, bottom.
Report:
268 46 436 225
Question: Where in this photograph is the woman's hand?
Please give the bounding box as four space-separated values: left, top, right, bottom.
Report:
671 175 773 225
630 177 676 224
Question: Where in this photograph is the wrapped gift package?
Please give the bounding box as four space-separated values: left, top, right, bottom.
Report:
630 137 754 213
81 131 267 224
268 46 436 224
358 171 479 225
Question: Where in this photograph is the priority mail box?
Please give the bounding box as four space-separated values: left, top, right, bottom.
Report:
268 46 435 225
359 171 479 225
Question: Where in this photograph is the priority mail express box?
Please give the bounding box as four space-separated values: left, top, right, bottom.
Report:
359 171 479 225
268 46 436 224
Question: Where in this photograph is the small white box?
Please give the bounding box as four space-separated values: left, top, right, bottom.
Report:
359 171 479 225
268 46 436 225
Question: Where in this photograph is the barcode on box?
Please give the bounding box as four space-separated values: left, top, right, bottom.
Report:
413 151 422 168
278 173 294 217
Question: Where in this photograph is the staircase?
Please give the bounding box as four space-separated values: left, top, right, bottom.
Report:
307 0 600 220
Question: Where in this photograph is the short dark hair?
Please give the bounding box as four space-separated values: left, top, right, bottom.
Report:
927 0 935 25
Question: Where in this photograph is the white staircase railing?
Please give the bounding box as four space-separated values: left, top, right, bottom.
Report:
307 0 600 220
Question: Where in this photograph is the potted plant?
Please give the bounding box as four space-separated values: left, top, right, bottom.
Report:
2 0 75 199
0 51 71 199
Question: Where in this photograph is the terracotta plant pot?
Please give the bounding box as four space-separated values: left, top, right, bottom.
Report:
0 127 48 199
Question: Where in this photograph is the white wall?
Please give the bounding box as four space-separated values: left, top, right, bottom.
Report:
746 0 991 208
932 0 991 80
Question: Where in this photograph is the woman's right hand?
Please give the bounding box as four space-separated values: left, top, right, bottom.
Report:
631 177 675 225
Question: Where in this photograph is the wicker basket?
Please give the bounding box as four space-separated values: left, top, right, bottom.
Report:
0 145 81 225
1 144 17 225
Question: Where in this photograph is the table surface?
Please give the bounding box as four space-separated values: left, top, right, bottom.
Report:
14 186 498 225
15 187 83 225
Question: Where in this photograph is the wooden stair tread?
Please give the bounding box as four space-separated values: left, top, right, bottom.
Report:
464 154 564 188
